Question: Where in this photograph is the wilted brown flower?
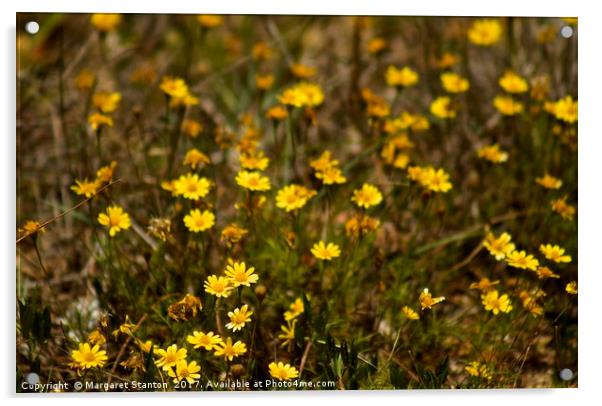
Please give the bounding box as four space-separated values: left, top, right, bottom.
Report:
167 294 203 322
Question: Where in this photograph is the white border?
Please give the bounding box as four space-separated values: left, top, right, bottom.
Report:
3 1 601 405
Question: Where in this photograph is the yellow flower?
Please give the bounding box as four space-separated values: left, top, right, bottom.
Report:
136 339 155 355
565 281 578 295
240 150 269 171
173 173 211 201
551 196 576 220
384 117 417 135
467 19 502 46
412 116 430 132
284 298 304 321
220 224 248 246
430 96 456 119
310 151 339 172
92 91 122 113
19 220 46 237
519 290 544 317
269 362 299 381
155 344 187 371
477 144 508 163
255 74 275 91
98 205 131 237
90 14 122 32
70 178 99 198
535 266 560 279
183 209 215 233
88 330 106 346
295 82 325 107
204 275 232 298
419 288 445 310
393 154 411 169
437 52 459 69
170 93 199 108
70 343 107 369
351 183 383 209
402 306 420 320
197 15 223 28
536 173 562 189
505 250 539 271
167 360 201 384
440 72 470 93
183 149 210 169
235 171 271 191
539 244 571 263
465 361 492 380
181 119 203 138
278 88 306 108
316 166 347 185
483 232 515 260
553 96 578 123
365 97 391 118
214 337 247 361
226 305 254 331
161 180 177 196
112 316 136 337
469 277 500 292
421 167 453 193
493 95 523 116
345 215 380 239
137 340 154 353
407 166 426 183
367 37 387 54
96 161 117 184
278 320 297 348
291 63 317 79
385 66 419 87
481 290 512 315
88 113 113 131
252 42 273 60
276 184 317 212
499 71 529 94
160 76 189 99
278 82 324 108
187 331 223 351
408 166 453 193
266 105 288 121
225 260 259 287
74 69 95 90
310 241 341 261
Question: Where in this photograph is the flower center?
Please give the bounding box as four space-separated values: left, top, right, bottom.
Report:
83 351 97 362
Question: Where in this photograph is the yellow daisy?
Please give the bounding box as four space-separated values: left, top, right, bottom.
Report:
98 205 131 237
269 362 299 381
310 241 341 261
539 244 572 263
204 275 233 298
351 183 383 209
187 331 223 351
235 171 271 191
214 337 247 361
183 209 215 233
505 250 539 271
154 344 187 371
173 173 211 200
226 305 253 332
70 343 108 369
225 260 259 287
